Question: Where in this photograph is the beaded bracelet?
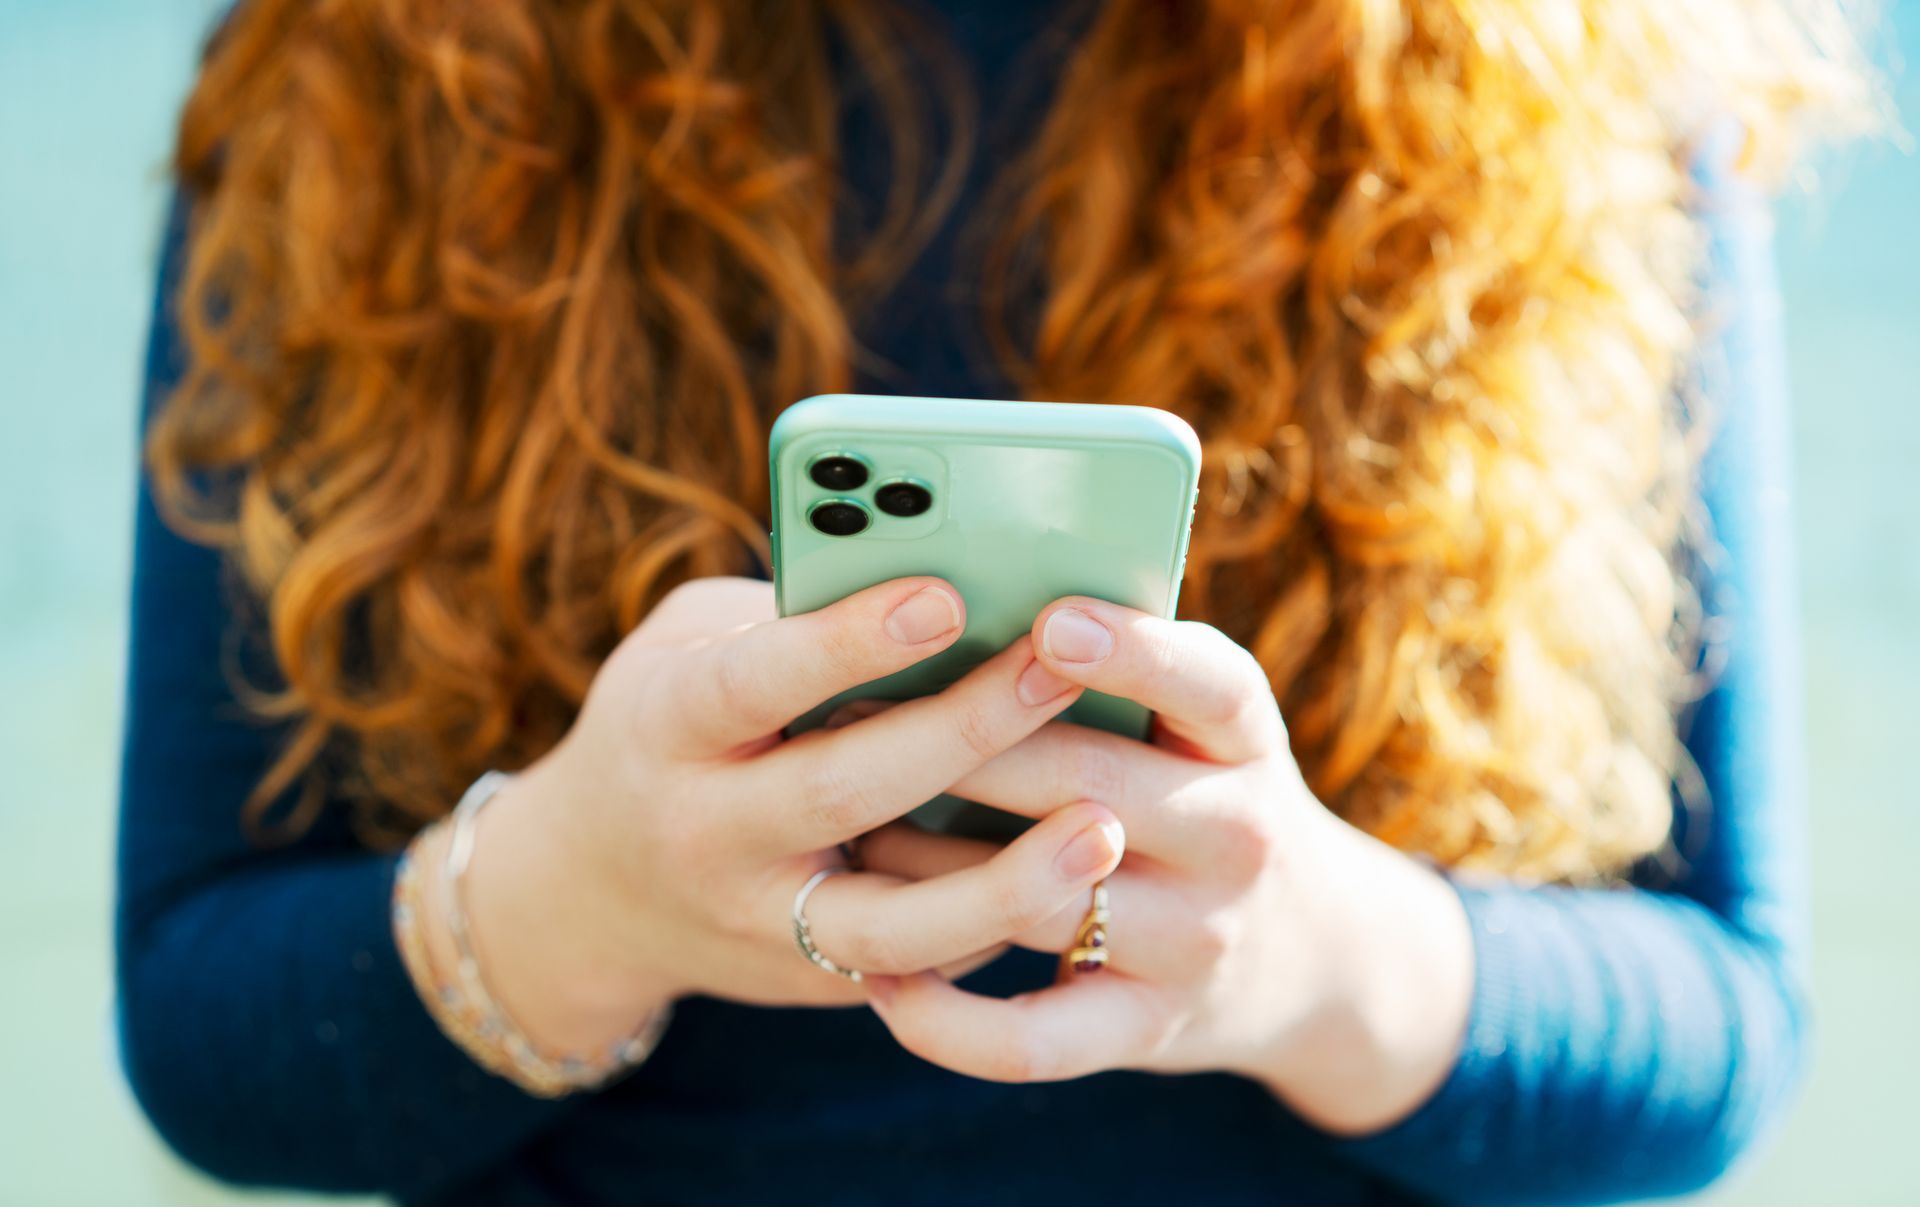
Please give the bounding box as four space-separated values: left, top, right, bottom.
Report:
391 771 671 1098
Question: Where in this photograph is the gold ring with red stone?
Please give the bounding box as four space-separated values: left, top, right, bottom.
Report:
1058 879 1111 978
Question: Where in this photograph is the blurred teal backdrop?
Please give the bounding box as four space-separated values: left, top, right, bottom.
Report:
1 2 1914 1203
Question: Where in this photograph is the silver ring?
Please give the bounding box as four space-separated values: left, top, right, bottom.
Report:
792 866 863 982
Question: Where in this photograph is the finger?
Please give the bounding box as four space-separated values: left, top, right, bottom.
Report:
858 822 1185 967
853 820 1004 879
867 970 1168 1084
640 577 775 645
800 803 1123 976
747 639 1083 851
1031 598 1284 764
668 576 966 755
946 722 1230 865
936 944 1012 982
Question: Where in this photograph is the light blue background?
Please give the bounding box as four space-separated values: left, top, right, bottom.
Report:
1 2 1914 1202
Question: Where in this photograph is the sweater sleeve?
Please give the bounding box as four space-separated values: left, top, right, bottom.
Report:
1331 162 1811 1202
113 198 570 1197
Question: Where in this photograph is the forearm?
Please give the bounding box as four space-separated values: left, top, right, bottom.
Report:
1249 808 1476 1135
1325 880 1808 1204
116 851 568 1196
402 763 677 1060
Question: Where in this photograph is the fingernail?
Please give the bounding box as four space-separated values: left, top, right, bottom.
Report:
1055 818 1125 881
885 586 961 644
1015 658 1074 707
1043 608 1113 664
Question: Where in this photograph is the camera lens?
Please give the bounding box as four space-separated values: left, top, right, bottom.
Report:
809 500 870 536
874 481 933 517
809 456 868 491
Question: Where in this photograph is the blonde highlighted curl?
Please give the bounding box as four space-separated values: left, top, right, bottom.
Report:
153 0 1873 879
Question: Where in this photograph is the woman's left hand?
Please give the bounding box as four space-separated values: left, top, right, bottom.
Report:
853 596 1476 1135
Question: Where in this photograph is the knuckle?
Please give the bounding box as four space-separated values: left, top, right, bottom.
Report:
1140 1006 1183 1061
678 814 747 886
983 870 1049 936
707 643 760 716
1187 910 1237 968
652 578 704 618
1063 739 1126 805
1231 650 1279 718
1212 807 1279 880
600 625 658 685
648 796 701 861
984 1029 1049 1084
668 847 751 941
1203 690 1255 735
952 695 1005 762
838 919 908 974
587 640 664 725
708 881 763 946
813 616 876 684
1141 620 1193 681
615 660 669 747
798 758 881 837
1202 642 1267 723
1214 677 1274 736
650 578 726 630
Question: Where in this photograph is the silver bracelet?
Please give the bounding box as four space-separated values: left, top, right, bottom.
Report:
440 770 671 1096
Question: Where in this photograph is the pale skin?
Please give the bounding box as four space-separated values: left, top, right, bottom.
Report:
406 575 1474 1134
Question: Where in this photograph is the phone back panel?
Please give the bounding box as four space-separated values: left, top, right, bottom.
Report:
771 394 1201 799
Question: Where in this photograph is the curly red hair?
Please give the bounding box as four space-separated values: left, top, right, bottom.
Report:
152 0 1871 878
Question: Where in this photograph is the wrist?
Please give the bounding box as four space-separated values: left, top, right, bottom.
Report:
1249 807 1474 1135
413 766 678 1058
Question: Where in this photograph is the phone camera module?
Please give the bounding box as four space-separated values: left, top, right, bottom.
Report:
874 481 933 518
809 455 869 491
809 500 871 537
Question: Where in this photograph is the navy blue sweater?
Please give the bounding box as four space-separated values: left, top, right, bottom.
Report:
116 8 1810 1203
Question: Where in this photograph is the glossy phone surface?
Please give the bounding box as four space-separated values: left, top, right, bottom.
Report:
771 393 1200 835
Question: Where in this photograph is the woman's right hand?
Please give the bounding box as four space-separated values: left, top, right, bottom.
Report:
406 575 1126 1060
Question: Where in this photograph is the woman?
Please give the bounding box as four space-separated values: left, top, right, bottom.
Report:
117 0 1870 1202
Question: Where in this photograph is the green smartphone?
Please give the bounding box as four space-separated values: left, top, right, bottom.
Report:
770 393 1201 836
